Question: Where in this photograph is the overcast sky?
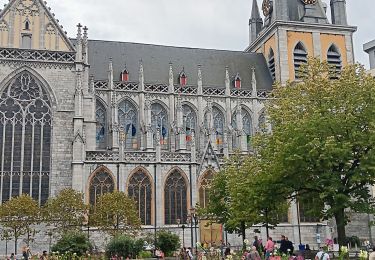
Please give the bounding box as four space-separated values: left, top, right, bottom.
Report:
1 0 373 68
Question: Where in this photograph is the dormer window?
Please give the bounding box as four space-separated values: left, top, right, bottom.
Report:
234 73 241 89
121 67 129 82
179 69 187 86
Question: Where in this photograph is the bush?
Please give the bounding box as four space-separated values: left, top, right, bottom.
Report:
138 250 153 258
106 235 144 258
51 231 92 256
155 230 180 257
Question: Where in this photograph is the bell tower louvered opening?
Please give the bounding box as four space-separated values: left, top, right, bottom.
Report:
268 48 276 81
327 45 342 79
293 42 308 80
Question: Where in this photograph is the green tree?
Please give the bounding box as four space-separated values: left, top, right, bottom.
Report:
105 235 144 258
0 194 40 254
258 59 375 246
91 191 141 236
51 231 92 256
43 188 88 235
155 230 180 257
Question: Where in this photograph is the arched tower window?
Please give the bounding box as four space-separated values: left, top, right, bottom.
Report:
182 104 197 150
199 171 214 208
128 169 152 225
151 103 169 149
118 99 138 150
96 100 106 149
293 42 308 80
164 170 188 225
232 108 253 149
0 71 52 205
89 169 115 206
327 45 342 79
268 48 276 81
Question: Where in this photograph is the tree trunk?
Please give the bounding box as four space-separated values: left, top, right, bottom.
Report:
241 221 246 250
334 208 346 247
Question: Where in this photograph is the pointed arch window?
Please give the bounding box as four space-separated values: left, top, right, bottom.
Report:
89 170 115 206
164 170 188 225
258 111 267 133
25 20 30 30
298 194 321 223
179 69 187 86
199 171 214 208
182 104 197 150
96 100 106 149
327 45 342 79
232 108 252 149
151 103 169 149
268 48 276 81
213 107 225 151
0 71 52 205
128 169 152 225
293 42 308 80
118 100 138 150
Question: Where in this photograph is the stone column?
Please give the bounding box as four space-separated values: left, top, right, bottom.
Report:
139 61 146 150
145 94 154 150
176 96 187 151
225 66 233 153
168 63 176 151
197 65 204 152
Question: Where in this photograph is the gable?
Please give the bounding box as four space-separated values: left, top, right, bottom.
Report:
0 0 75 51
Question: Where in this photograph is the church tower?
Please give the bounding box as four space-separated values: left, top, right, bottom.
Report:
247 0 356 83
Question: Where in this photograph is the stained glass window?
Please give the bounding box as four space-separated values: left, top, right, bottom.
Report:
96 100 106 149
232 108 252 149
128 169 152 225
164 170 187 225
151 103 169 149
89 169 115 206
199 171 214 208
118 99 138 150
182 104 196 150
213 107 224 151
0 71 51 205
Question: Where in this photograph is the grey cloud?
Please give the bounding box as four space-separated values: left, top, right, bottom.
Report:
0 0 373 67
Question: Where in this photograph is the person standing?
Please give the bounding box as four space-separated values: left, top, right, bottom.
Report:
279 235 288 255
246 246 261 260
285 237 294 255
315 247 330 260
265 237 274 260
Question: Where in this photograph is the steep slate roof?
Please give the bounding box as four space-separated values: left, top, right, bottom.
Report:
86 40 273 90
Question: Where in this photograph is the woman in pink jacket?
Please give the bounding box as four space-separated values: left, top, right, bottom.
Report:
265 237 275 260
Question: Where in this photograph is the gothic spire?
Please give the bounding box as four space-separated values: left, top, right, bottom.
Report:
249 0 263 45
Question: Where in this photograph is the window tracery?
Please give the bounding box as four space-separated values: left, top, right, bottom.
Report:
213 107 224 151
232 108 252 149
164 170 187 225
128 170 152 225
182 104 196 149
151 103 169 149
96 100 106 149
199 171 214 208
89 170 115 206
0 71 51 205
118 100 138 150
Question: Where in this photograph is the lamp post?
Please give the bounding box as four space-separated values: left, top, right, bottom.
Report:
177 219 186 247
189 208 199 254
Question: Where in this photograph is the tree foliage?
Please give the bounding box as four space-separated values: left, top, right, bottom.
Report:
105 235 144 259
0 194 40 253
204 154 289 239
51 231 92 256
91 191 141 236
258 59 375 246
155 230 180 257
43 188 88 234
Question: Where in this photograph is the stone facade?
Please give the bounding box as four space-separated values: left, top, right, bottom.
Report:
0 0 373 255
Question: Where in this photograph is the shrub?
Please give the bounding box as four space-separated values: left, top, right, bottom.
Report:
138 250 153 258
51 231 92 256
155 230 180 257
106 235 144 258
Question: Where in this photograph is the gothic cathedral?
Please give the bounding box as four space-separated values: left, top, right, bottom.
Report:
0 0 368 250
